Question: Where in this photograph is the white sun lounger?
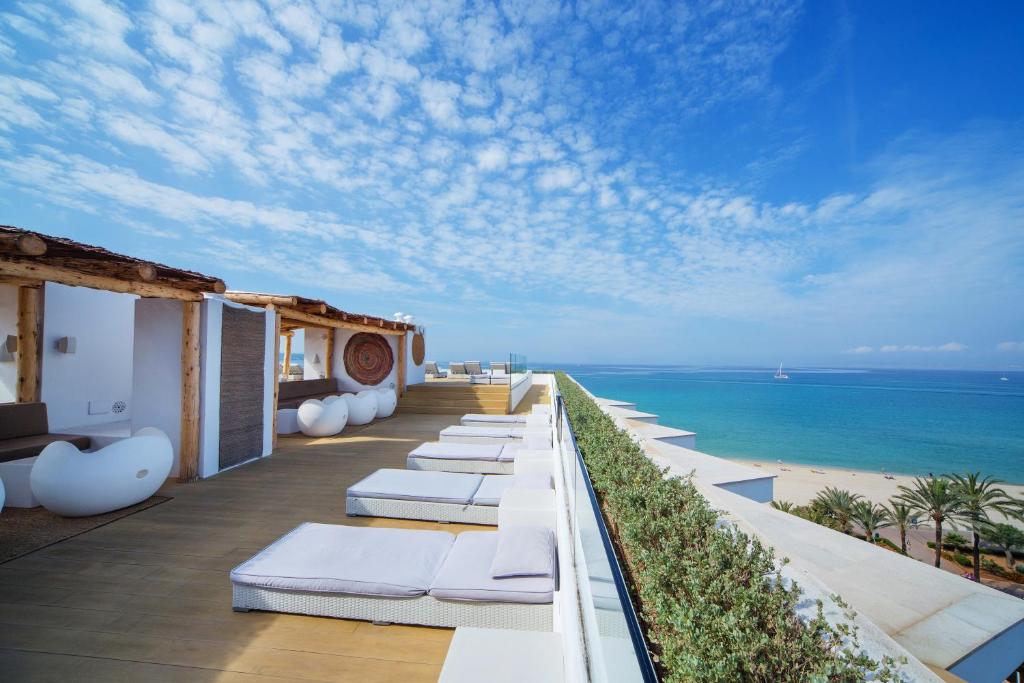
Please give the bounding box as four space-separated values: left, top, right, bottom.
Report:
439 425 552 448
460 411 551 428
346 469 552 525
231 524 554 631
407 442 517 473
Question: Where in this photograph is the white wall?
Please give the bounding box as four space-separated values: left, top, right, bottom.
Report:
330 328 400 392
303 328 329 379
405 331 426 386
510 370 534 411
0 284 17 402
40 283 136 430
132 299 183 477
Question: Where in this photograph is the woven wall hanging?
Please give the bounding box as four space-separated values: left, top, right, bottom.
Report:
411 333 426 366
343 332 394 385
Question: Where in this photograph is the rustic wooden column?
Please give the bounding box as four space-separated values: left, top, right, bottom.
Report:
324 328 334 379
397 332 407 398
15 285 42 403
179 301 201 482
282 331 293 379
270 306 281 449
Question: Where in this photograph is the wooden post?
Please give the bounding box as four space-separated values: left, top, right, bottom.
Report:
270 306 281 449
324 328 334 379
282 331 293 379
15 285 42 403
179 301 201 483
397 332 407 398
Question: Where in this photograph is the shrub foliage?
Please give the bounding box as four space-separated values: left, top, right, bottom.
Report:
555 372 902 682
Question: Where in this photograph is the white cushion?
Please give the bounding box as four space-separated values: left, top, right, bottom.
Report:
470 475 516 506
409 442 503 461
440 426 517 439
429 532 554 604
489 526 555 578
513 473 552 491
348 469 483 504
460 414 527 425
230 523 454 597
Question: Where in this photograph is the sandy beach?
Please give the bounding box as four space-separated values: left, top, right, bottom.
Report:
737 458 1024 525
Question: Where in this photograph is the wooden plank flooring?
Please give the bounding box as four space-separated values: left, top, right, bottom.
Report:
0 413 489 682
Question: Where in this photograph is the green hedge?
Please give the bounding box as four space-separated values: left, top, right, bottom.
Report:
556 372 902 682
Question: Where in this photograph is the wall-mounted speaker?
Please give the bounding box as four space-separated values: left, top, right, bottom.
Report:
56 336 77 354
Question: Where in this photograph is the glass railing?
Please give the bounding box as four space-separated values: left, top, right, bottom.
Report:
556 392 657 683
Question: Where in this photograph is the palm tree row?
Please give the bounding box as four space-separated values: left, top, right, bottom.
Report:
772 472 1024 583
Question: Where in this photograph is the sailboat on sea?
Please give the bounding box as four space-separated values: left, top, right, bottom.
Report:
774 362 789 380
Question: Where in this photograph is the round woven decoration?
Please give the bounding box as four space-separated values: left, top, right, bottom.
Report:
411 333 426 366
343 333 394 385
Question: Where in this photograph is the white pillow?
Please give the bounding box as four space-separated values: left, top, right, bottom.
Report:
512 473 551 490
489 526 555 579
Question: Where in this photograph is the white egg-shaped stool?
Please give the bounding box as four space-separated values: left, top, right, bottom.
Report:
344 392 378 425
0 477 5 514
297 398 348 437
30 427 173 517
373 387 397 418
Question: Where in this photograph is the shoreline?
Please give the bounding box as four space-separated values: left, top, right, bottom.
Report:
733 457 1024 514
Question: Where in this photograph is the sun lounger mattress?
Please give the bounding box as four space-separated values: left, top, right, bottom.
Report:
347 469 483 504
470 475 517 506
230 523 454 597
460 414 527 425
429 532 554 604
409 442 504 461
440 426 520 439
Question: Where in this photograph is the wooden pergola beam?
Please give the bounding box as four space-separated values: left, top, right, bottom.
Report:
225 292 298 308
270 305 281 447
324 329 334 379
15 286 42 403
282 330 294 378
179 301 201 482
279 306 405 336
0 258 206 301
0 232 47 257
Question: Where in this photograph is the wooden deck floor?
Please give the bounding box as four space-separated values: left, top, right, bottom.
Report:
0 413 492 682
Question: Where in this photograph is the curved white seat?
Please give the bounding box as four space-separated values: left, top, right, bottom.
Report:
297 398 349 437
374 387 397 418
344 392 378 425
30 427 173 517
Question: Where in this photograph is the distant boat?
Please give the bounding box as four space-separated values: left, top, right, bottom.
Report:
774 363 789 380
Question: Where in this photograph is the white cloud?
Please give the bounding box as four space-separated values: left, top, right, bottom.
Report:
536 164 581 191
475 143 508 172
419 78 462 129
880 343 968 353
997 341 1024 352
843 346 873 354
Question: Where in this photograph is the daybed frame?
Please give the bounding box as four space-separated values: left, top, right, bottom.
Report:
345 496 499 525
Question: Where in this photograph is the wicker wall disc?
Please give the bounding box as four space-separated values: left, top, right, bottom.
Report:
411 333 426 366
343 333 394 385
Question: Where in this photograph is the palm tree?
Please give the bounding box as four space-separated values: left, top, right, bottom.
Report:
982 523 1024 572
770 500 795 513
886 501 917 554
895 476 963 568
813 487 862 534
948 472 1020 582
851 500 893 544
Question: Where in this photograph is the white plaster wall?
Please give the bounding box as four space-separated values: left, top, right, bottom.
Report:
0 284 17 402
40 283 136 430
510 370 534 411
198 296 276 479
132 299 183 477
405 331 426 386
330 328 399 392
303 328 329 379
718 478 774 504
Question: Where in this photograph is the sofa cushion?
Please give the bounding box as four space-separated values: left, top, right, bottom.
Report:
0 433 91 463
429 531 554 604
278 378 338 401
0 402 49 440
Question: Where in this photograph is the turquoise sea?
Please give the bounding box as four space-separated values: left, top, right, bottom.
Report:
564 365 1024 484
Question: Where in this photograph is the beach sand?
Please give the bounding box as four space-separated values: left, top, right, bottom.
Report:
736 458 1024 516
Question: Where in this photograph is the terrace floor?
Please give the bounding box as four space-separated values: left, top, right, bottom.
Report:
0 411 512 682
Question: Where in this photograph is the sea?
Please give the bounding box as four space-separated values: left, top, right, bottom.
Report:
562 365 1024 484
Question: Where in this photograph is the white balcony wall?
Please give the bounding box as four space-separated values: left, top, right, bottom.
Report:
132 298 183 477
0 284 16 402
303 328 328 379
405 331 426 386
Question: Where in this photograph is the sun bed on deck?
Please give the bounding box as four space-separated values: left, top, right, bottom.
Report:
230 523 554 631
439 425 552 448
407 441 517 473
345 469 551 524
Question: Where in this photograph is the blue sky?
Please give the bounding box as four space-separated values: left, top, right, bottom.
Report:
1 1 1022 369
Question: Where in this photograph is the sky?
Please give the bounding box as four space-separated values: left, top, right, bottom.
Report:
1 1 1022 369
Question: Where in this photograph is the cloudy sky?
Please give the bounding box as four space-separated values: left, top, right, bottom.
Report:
1 1 1022 368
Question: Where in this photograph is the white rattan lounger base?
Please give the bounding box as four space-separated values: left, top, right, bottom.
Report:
346 496 499 525
232 585 552 631
406 456 514 474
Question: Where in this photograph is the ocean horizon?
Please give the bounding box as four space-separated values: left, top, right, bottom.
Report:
562 364 1024 484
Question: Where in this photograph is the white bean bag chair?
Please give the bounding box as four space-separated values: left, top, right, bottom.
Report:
0 477 5 514
297 398 348 437
344 392 378 425
30 427 173 517
374 387 397 418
